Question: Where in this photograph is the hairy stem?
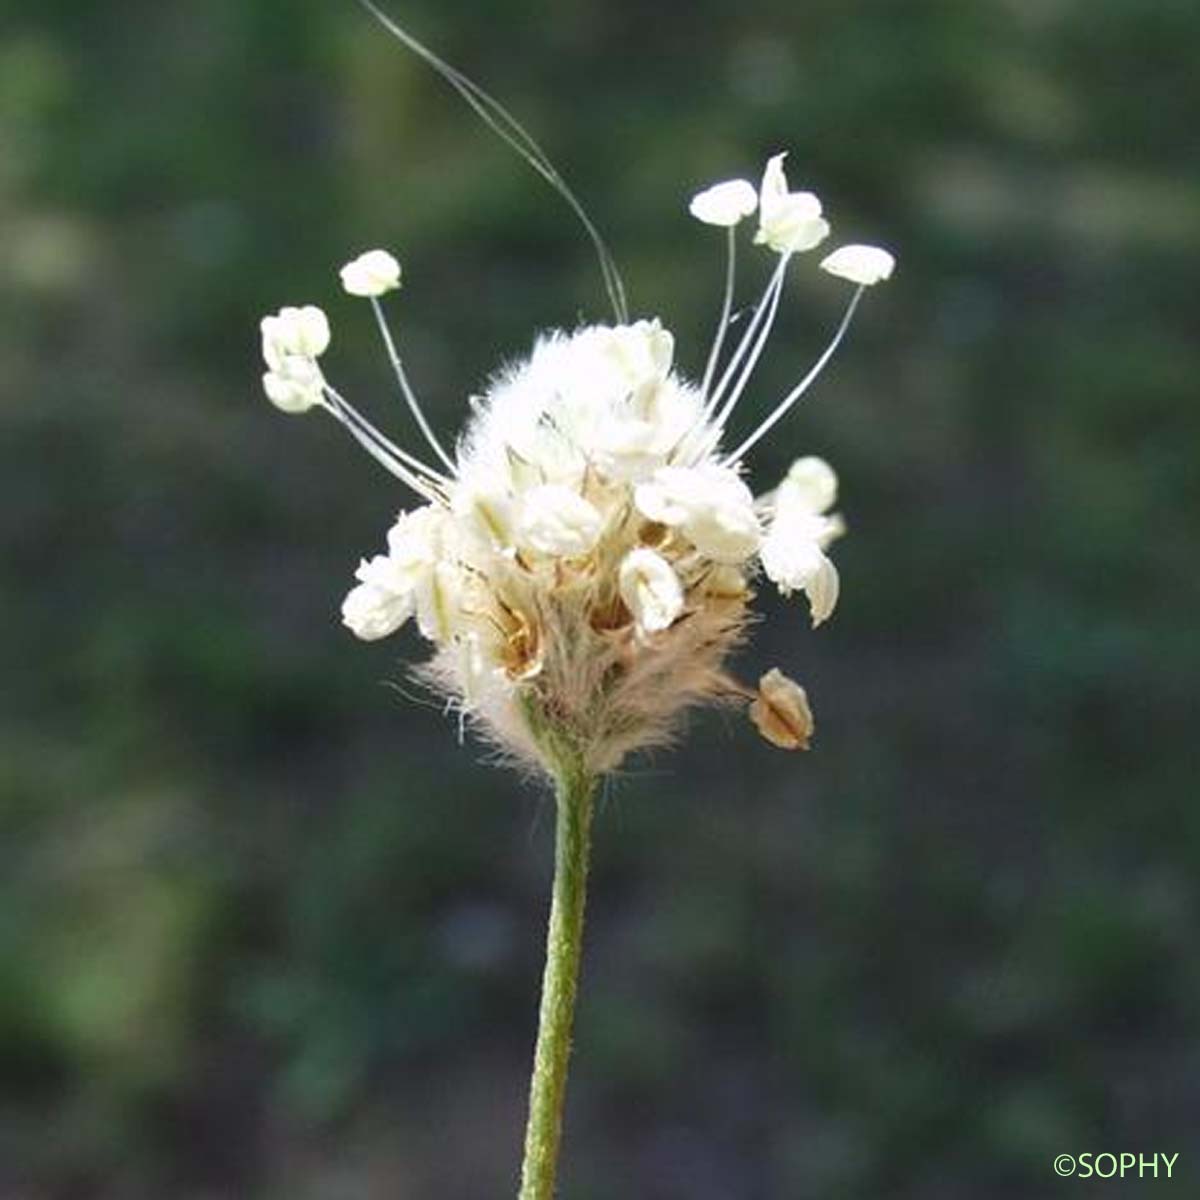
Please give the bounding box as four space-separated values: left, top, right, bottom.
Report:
518 759 597 1200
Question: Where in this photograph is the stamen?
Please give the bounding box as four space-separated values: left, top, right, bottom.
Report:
699 226 737 402
322 411 439 500
356 0 629 324
723 284 866 464
323 384 451 485
320 387 446 502
322 402 437 500
670 257 788 465
702 256 788 424
708 257 788 432
369 296 457 472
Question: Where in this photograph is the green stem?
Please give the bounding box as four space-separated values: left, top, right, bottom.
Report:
518 759 597 1200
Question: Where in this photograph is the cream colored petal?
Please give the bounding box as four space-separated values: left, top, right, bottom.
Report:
516 485 603 557
683 503 761 564
341 582 412 641
758 153 791 214
634 475 688 526
778 456 838 516
618 547 683 634
805 553 840 627
759 526 824 595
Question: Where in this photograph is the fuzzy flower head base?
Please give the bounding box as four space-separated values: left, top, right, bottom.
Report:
260 154 893 776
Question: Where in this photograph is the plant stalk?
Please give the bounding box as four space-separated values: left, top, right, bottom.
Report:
518 759 597 1200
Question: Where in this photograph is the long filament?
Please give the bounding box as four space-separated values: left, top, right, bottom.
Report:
699 226 737 401
702 256 788 423
324 384 450 485
369 297 457 472
709 260 788 431
723 285 866 464
321 386 446 501
356 0 629 324
322 403 437 500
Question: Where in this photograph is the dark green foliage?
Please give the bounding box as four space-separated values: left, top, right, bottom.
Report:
2 1 1198 1195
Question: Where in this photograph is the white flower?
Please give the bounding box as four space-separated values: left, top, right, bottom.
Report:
457 321 702 493
516 485 604 558
260 305 330 367
339 507 453 643
591 420 669 482
692 509 760 563
354 551 411 595
592 383 700 482
619 548 683 634
820 244 895 286
763 538 840 627
632 467 699 527
255 113 899 776
760 457 844 627
753 154 830 255
597 319 674 394
688 179 758 226
387 504 448 566
340 249 403 297
342 580 413 640
635 465 760 563
259 142 894 770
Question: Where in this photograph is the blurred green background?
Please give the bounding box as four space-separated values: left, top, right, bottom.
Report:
3 0 1198 1196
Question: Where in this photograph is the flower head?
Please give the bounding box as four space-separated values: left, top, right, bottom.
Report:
257 152 893 773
